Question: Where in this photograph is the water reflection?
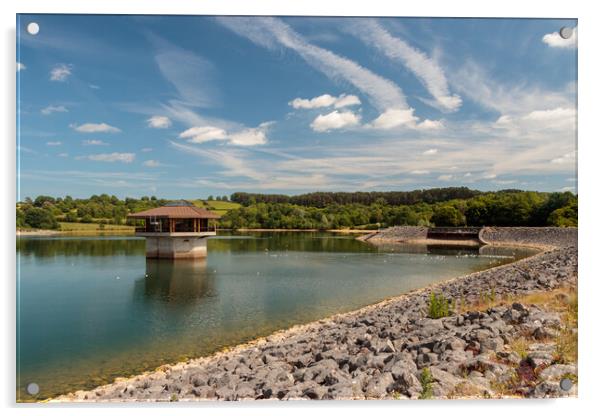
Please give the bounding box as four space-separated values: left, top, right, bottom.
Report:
140 259 217 302
17 236 145 257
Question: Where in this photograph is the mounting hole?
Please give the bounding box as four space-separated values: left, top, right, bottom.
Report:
26 382 40 395
559 26 573 40
559 378 573 391
26 22 40 36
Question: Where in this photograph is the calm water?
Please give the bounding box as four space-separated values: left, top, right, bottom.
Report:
16 232 537 400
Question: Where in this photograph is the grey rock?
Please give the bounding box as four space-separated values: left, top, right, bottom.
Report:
539 364 577 381
364 372 394 399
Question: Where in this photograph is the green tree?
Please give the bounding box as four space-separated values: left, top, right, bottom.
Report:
64 211 78 222
430 205 466 227
24 207 58 229
547 202 577 227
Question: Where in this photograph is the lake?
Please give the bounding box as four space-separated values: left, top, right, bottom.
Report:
16 231 537 400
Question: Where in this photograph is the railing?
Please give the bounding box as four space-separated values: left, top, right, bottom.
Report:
135 225 217 233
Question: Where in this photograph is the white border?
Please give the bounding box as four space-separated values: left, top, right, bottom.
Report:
2 1 600 415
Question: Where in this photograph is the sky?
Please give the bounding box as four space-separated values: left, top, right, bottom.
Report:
16 15 577 199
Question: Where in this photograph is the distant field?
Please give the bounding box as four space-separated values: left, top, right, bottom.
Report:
191 200 241 216
59 222 134 232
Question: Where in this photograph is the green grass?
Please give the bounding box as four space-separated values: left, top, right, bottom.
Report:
427 292 454 319
58 222 134 232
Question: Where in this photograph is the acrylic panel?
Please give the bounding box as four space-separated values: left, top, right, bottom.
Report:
16 15 578 402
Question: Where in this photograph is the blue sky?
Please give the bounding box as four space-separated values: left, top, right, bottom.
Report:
17 15 577 199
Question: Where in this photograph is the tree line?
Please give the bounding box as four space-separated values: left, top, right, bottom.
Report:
230 187 482 207
222 190 577 229
16 188 577 230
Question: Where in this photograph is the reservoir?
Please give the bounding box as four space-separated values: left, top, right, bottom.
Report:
16 231 537 400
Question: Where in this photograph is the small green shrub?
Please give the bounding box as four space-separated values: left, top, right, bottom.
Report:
419 368 434 399
428 292 452 319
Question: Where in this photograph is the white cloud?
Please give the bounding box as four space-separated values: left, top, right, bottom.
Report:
83 153 135 163
483 173 497 179
410 170 430 175
143 160 162 167
179 122 272 146
229 123 271 146
289 93 361 109
89 84 100 89
17 62 26 72
370 108 418 130
146 115 172 129
46 141 62 146
179 126 228 144
217 17 410 112
416 119 444 130
351 19 462 112
438 174 453 181
141 147 153 152
423 148 438 155
551 150 576 164
542 27 577 49
494 107 576 135
82 139 108 146
50 64 72 81
58 153 69 157
311 110 360 132
41 105 68 115
70 123 121 133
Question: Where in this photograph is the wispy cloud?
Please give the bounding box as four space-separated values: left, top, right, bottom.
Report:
146 115 172 129
216 17 410 112
46 141 62 146
82 139 109 146
151 35 220 108
41 105 68 115
551 150 576 165
143 160 163 167
78 153 135 163
50 64 72 81
350 19 462 112
451 60 573 115
70 123 121 133
171 141 267 181
542 27 577 49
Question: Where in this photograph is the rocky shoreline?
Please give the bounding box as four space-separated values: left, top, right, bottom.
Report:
53 227 577 402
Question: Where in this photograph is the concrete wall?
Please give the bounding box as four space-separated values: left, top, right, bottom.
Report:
145 236 209 259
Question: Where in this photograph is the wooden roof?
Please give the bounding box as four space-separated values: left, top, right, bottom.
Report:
127 205 221 219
